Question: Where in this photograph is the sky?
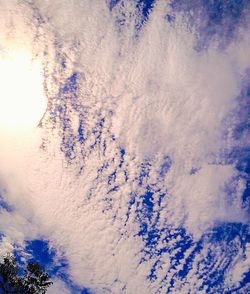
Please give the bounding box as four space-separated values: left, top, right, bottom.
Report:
0 0 249 293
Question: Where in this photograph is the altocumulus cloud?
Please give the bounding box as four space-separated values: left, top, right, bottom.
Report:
0 0 249 293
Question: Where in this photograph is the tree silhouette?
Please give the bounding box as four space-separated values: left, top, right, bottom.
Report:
0 253 53 293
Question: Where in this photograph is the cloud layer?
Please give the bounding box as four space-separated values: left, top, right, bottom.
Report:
0 0 249 293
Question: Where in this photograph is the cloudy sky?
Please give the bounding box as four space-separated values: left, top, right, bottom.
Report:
0 0 249 293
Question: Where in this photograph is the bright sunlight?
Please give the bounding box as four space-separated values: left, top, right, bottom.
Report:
0 49 47 133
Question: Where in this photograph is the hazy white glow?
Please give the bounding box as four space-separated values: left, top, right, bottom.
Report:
0 51 46 132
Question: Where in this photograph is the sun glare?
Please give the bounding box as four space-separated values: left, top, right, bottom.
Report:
0 50 47 133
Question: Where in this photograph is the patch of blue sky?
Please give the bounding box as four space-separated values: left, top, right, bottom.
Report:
136 191 166 252
62 72 78 110
170 0 246 23
0 188 13 212
203 0 244 24
133 182 250 292
208 222 249 245
56 72 84 161
118 147 125 168
150 229 195 290
22 239 68 281
195 223 250 292
78 117 85 144
177 240 203 280
169 0 250 50
234 270 250 292
109 0 155 17
159 156 172 177
137 160 151 186
25 240 56 269
17 239 91 293
166 223 249 292
108 0 121 11
135 0 156 31
165 13 175 24
61 132 76 160
0 196 12 213
226 85 250 210
105 148 129 200
57 72 78 111
108 0 156 35
58 276 92 294
104 148 126 185
224 150 250 211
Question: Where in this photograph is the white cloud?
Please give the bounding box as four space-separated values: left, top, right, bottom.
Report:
0 236 14 257
47 278 72 294
0 0 249 292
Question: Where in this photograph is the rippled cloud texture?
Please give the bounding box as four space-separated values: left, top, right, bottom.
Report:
0 0 249 293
